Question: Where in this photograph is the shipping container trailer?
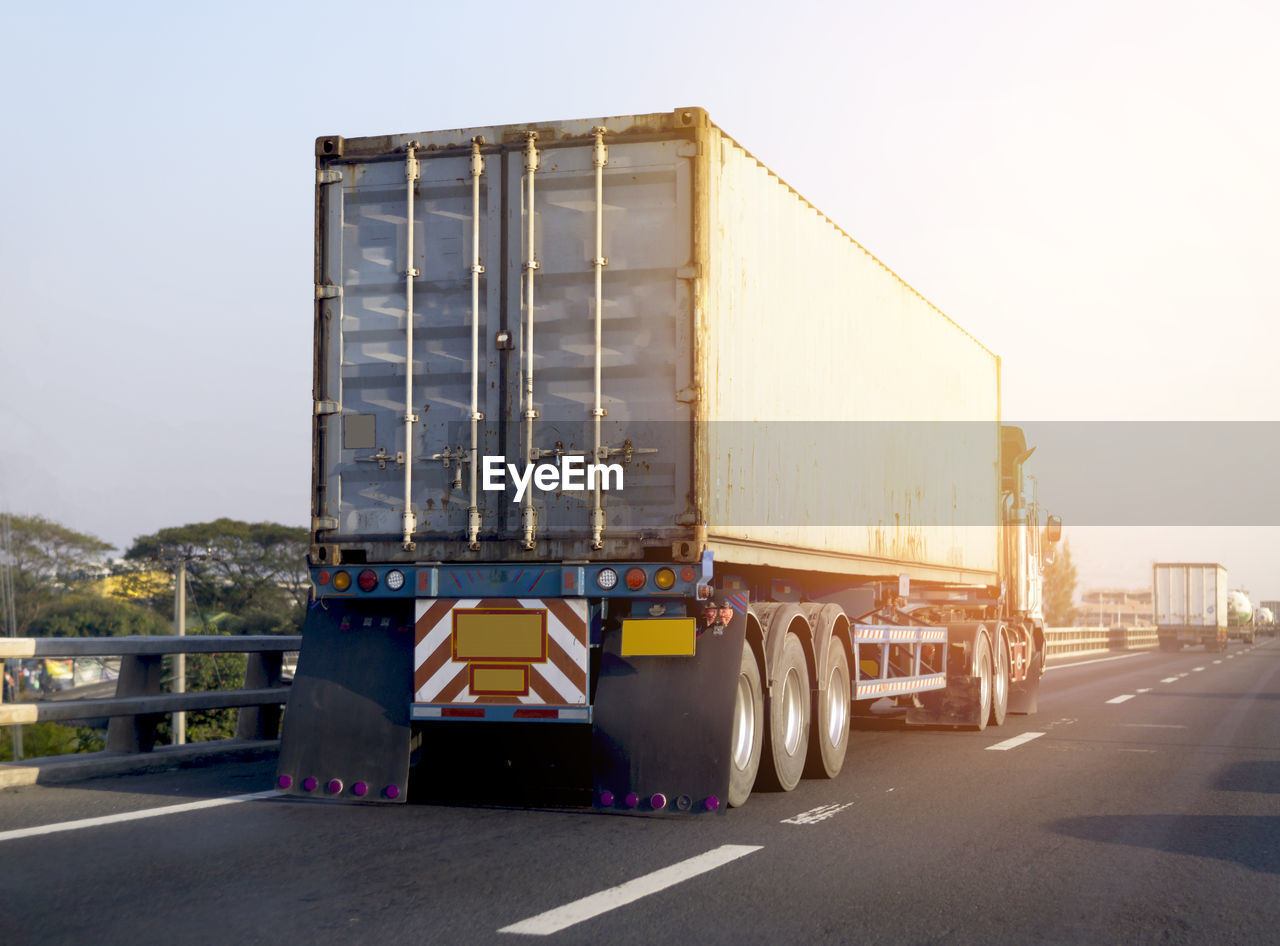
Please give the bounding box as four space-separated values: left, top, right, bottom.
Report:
1153 563 1228 652
278 108 1060 812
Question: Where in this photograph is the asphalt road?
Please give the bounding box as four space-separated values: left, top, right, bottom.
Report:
2 640 1277 945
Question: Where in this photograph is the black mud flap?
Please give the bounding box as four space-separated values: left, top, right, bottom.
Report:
1008 670 1041 715
276 599 414 803
591 603 747 815
905 675 981 727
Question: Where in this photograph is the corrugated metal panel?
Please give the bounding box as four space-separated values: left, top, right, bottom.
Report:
699 126 1000 578
1153 563 1227 628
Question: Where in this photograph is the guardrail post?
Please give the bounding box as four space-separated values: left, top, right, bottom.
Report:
106 654 165 753
236 651 283 740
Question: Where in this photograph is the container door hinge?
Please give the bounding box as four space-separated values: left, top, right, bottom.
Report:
316 284 343 300
675 386 700 404
317 169 344 185
314 399 340 416
677 141 700 158
676 265 700 280
312 516 338 532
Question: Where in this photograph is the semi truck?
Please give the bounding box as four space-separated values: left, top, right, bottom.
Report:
1153 563 1228 652
1226 590 1255 644
277 108 1061 813
1258 603 1277 638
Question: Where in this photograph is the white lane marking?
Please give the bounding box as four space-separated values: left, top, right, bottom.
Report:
1046 652 1145 672
1136 688 1152 693
1227 655 1235 660
986 731 1046 751
1160 677 1180 683
1120 724 1187 729
781 802 854 825
1192 666 1205 672
0 791 276 844
1213 660 1223 665
1107 695 1136 704
1120 748 1157 753
499 844 763 936
1178 673 1189 678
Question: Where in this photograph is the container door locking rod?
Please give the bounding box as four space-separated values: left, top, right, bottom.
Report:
521 132 540 550
590 126 609 550
467 137 486 549
402 142 421 550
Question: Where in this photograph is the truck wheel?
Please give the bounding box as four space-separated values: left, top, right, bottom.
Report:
805 637 850 779
989 636 1009 727
760 633 810 792
967 634 993 732
728 642 764 808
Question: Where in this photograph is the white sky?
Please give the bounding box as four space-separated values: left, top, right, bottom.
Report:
2 1 1277 599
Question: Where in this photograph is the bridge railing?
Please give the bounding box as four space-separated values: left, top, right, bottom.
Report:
1 635 299 783
1045 625 1158 661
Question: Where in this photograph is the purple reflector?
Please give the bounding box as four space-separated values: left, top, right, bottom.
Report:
704 795 720 812
650 793 667 810
352 781 368 797
327 779 343 794
624 792 639 809
302 777 318 792
384 785 401 800
599 791 615 807
277 775 292 790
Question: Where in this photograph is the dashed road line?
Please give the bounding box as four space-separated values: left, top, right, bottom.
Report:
986 731 1046 751
781 803 854 825
1160 677 1180 683
1136 688 1152 693
499 844 763 935
0 791 276 844
1192 666 1205 672
1106 694 1136 704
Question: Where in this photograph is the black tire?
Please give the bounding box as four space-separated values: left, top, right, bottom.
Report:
759 633 810 792
989 634 1009 727
967 633 993 732
727 641 764 808
805 637 851 779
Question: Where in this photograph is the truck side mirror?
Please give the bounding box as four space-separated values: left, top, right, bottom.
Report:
1045 515 1062 544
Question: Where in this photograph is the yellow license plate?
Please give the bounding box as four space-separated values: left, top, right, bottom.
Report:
621 618 697 657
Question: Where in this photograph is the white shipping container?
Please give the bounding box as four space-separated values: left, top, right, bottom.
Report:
1153 563 1228 630
311 109 1001 582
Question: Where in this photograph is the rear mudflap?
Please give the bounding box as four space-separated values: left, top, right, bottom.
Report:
905 675 981 727
591 598 748 815
276 599 414 803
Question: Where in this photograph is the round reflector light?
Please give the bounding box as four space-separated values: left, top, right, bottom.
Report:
332 571 351 592
680 567 696 583
625 568 647 590
596 567 619 590
385 569 405 591
654 568 676 590
357 569 378 592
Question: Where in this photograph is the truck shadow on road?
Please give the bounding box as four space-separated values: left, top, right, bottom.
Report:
1049 814 1280 874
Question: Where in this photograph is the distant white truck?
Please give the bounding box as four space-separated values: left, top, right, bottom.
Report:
1153 563 1227 652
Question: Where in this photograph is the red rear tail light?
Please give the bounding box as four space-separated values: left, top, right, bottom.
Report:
357 569 378 592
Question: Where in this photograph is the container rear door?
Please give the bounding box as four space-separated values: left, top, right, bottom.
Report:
314 133 694 555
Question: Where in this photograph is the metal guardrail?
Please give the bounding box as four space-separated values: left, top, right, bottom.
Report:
1 635 301 754
1 626 1152 788
1045 626 1158 660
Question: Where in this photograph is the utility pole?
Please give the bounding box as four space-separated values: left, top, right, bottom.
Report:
173 557 186 746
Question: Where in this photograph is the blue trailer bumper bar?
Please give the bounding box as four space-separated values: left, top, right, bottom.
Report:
411 703 592 723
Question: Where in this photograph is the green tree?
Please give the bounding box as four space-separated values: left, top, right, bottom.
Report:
1 514 115 636
26 593 170 637
1043 537 1078 626
125 519 308 634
